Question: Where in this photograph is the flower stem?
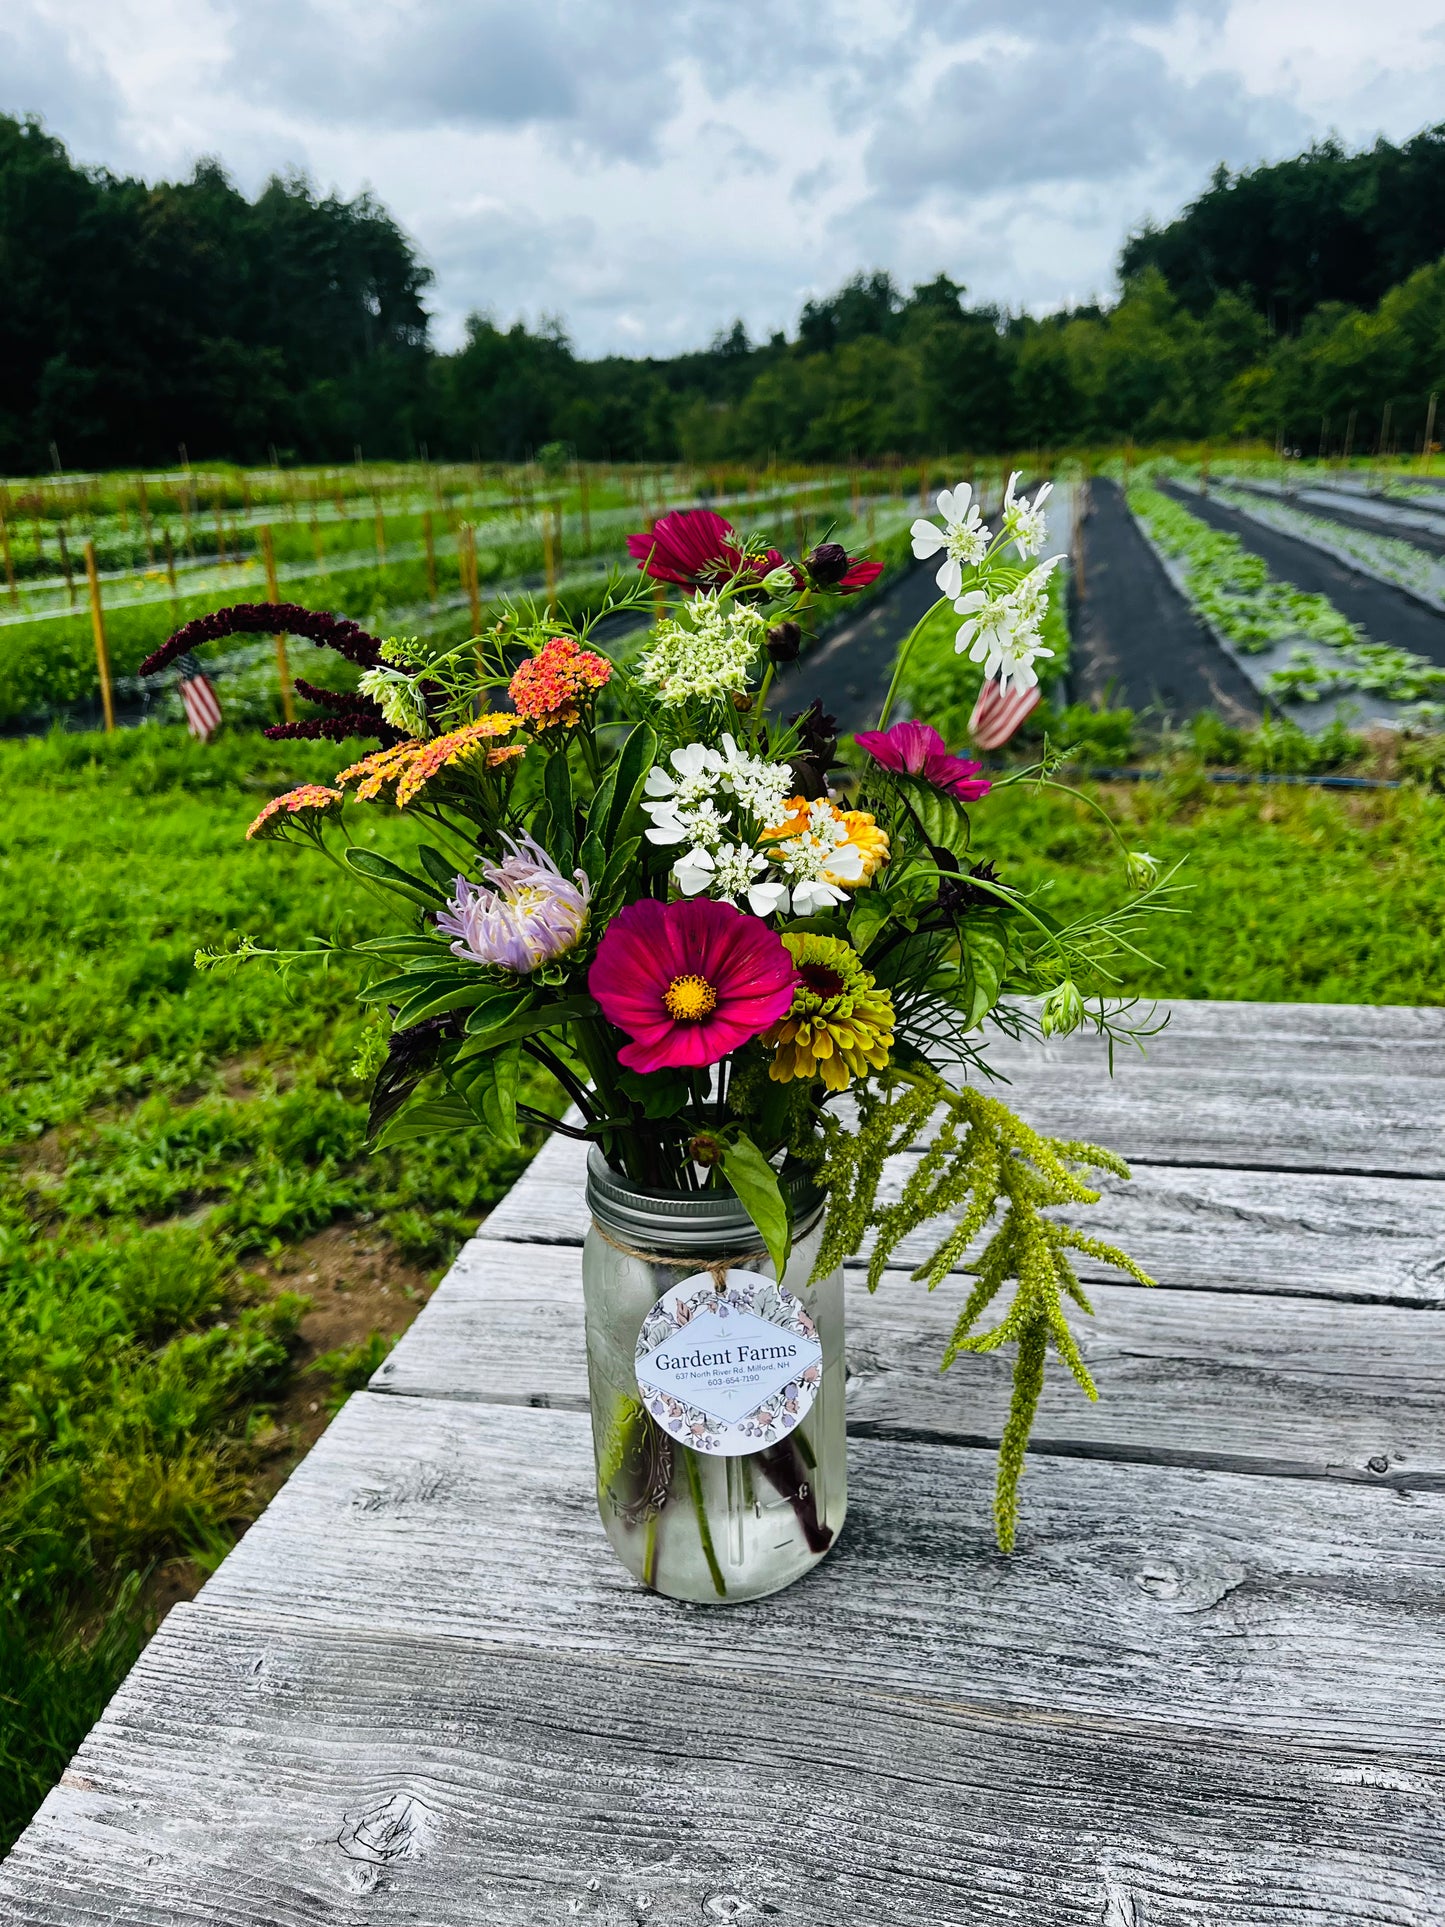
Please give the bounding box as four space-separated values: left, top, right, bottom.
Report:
681 1448 727 1597
875 594 948 730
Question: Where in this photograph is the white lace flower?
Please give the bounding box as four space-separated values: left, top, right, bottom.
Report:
673 845 717 896
954 556 1063 695
635 593 765 703
717 732 793 827
911 482 990 600
765 799 864 915
1002 472 1053 560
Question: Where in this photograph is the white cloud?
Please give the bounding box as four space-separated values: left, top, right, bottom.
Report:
2 0 1442 354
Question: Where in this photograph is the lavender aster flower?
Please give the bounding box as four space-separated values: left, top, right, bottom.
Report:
437 833 590 973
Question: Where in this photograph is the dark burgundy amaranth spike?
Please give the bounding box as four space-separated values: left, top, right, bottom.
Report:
138 603 386 678
263 713 406 746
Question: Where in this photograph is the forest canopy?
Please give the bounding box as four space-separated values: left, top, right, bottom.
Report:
2 112 1444 471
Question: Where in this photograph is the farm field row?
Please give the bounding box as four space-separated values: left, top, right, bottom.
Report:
0 462 934 731
1106 464 1445 730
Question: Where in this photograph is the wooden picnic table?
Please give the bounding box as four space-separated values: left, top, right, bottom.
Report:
4 998 1445 1922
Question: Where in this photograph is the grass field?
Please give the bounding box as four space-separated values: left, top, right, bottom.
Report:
2 718 1442 1854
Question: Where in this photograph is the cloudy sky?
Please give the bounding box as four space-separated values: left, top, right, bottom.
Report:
6 0 1445 356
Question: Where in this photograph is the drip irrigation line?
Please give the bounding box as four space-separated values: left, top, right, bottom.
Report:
1056 765 1403 792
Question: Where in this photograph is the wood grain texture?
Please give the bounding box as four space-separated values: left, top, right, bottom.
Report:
482 1135 1445 1307
372 1242 1445 1487
196 1394 1445 1755
3 1604 1440 1927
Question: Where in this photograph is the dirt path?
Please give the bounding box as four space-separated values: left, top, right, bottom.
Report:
1160 481 1445 669
768 560 943 737
1075 479 1260 723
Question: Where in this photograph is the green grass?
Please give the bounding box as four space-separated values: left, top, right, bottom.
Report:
0 724 557 1853
2 718 1442 1856
978 766 1445 1004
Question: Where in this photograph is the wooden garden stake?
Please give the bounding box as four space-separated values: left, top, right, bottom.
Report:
58 522 76 607
0 509 17 607
423 510 437 604
84 541 115 733
1422 393 1438 473
543 507 557 610
259 525 296 724
164 528 178 610
461 523 482 632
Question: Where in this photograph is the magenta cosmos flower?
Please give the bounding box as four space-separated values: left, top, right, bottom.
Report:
588 898 798 1073
626 509 787 593
854 720 992 801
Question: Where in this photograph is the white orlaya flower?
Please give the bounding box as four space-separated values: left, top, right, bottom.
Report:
954 556 1063 695
910 481 990 599
789 876 851 915
672 846 716 896
656 798 730 850
1002 472 1054 560
717 731 793 827
643 742 724 812
706 840 790 918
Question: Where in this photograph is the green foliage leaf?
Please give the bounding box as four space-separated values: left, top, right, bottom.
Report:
416 843 464 893
461 992 598 1047
958 919 1009 1029
543 751 576 868
847 890 894 956
896 775 973 858
605 722 658 845
618 1066 691 1119
373 1092 480 1148
454 1045 522 1150
718 1132 792 1282
344 846 446 907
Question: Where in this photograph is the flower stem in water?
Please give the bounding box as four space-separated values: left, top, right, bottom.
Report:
682 1448 727 1597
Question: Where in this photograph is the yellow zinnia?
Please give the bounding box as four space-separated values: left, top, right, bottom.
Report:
765 934 895 1093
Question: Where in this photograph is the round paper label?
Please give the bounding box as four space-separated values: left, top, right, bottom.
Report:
634 1268 824 1457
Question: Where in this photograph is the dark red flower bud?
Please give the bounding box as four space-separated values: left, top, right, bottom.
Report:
766 620 802 663
805 542 850 587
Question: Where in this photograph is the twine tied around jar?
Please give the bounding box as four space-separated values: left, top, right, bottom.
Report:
588 1219 773 1293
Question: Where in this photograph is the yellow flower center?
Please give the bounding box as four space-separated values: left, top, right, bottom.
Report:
663 973 718 1021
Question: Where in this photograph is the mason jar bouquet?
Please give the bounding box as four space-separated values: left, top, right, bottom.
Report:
142 480 1170 1603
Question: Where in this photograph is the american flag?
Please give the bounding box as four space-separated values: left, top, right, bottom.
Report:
969 675 1040 752
176 651 222 740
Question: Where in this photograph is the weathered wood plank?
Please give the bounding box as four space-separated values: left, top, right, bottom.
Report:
481 1135 1445 1307
196 1395 1445 1755
984 997 1445 1072
372 1242 1445 1487
3 1604 1439 1927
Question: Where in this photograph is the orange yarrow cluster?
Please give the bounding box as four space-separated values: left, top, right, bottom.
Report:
246 784 343 841
336 714 522 808
508 636 611 729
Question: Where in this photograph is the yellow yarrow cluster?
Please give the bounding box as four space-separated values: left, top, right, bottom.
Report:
336 713 521 807
766 933 895 1092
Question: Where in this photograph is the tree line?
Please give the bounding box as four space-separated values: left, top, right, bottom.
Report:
4 112 1445 472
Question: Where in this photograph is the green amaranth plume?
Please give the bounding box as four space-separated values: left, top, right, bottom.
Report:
811 1077 1154 1552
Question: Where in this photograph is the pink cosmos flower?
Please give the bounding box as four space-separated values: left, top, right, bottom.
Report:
853 720 992 802
588 898 798 1073
626 509 788 593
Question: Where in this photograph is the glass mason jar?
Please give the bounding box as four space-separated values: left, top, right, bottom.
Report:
583 1146 846 1604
